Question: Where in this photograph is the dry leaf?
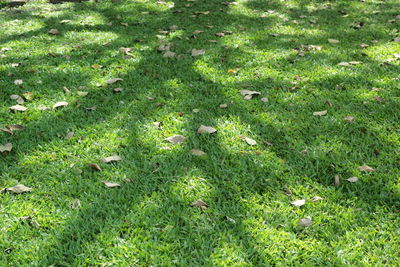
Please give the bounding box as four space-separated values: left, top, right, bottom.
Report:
240 90 261 96
48 29 60 35
311 196 323 202
344 116 355 122
91 64 102 69
291 199 306 207
328 39 340 44
100 155 122 163
219 103 228 109
77 91 88 96
23 92 33 100
163 51 176 58
0 143 12 152
347 176 359 183
106 78 123 85
242 137 257 146
165 135 186 144
374 96 384 102
191 49 205 56
313 110 327 116
190 149 206 156
88 163 102 171
113 88 123 93
298 217 312 227
71 199 81 209
261 97 269 102
337 62 350 66
152 121 161 128
357 165 374 172
349 61 362 65
334 175 340 186
14 79 23 85
53 101 68 109
102 181 121 188
7 184 31 194
243 94 253 100
197 125 217 134
65 131 74 139
191 199 207 209
10 94 24 104
10 105 27 112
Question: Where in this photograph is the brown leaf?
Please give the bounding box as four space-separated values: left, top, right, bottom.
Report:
374 96 384 103
10 94 24 104
344 116 355 122
191 199 207 209
7 184 31 194
197 125 217 134
313 110 327 116
357 165 374 172
65 131 74 139
88 163 102 171
53 101 68 109
10 105 27 112
100 155 122 163
191 49 205 57
163 51 176 58
337 62 350 66
48 29 60 35
106 78 123 85
261 97 269 102
298 217 312 227
190 149 206 156
291 199 306 207
91 64 102 69
0 143 12 152
334 175 340 186
219 103 228 109
113 88 123 93
165 135 186 144
102 181 121 188
347 176 359 183
241 136 257 146
328 39 340 44
0 128 13 135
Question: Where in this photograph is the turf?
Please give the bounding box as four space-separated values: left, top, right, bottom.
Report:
1 0 400 265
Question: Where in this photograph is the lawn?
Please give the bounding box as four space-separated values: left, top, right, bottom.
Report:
1 0 400 265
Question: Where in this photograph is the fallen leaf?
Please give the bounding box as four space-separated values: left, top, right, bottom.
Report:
337 62 350 66
7 184 31 194
374 96 384 102
10 94 24 104
14 79 23 85
0 128 13 135
261 97 269 102
240 90 261 96
23 92 33 100
77 91 88 96
311 196 323 202
102 181 121 188
165 135 186 144
298 217 312 227
190 149 206 156
357 165 374 172
91 64 102 69
313 110 327 116
65 131 74 139
197 125 217 134
48 29 60 35
10 104 27 112
113 88 123 93
100 155 122 163
163 51 176 58
291 199 306 207
71 199 81 209
328 39 340 44
191 49 205 56
242 136 257 146
53 101 68 109
349 61 362 65
191 199 207 209
152 121 161 128
219 103 228 109
88 163 102 171
344 116 355 122
0 143 12 152
106 78 123 85
347 176 359 183
334 175 340 186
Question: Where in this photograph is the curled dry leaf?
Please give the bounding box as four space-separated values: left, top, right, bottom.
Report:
7 184 31 194
298 217 312 227
347 176 359 183
102 181 121 188
10 95 24 104
0 143 12 152
0 124 25 135
165 135 186 144
191 49 205 57
311 196 323 202
106 78 123 85
291 199 306 207
100 155 122 163
48 29 60 35
10 105 27 112
88 163 102 171
53 101 68 109
344 116 355 122
313 110 327 116
197 125 217 134
190 149 206 156
357 165 375 172
191 199 207 209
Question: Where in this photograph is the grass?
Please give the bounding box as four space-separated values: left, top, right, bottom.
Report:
0 0 400 265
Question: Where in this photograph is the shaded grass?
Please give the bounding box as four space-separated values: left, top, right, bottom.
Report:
1 0 400 265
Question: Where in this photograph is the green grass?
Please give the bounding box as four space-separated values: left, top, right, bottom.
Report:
1 0 400 265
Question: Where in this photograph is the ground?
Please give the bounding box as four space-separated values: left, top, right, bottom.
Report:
1 0 400 265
